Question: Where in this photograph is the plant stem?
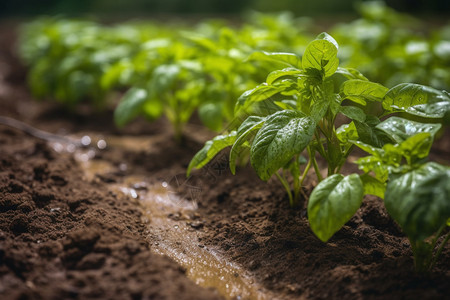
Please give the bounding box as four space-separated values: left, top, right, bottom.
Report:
314 130 327 159
300 157 312 186
429 231 450 270
275 172 295 207
308 147 323 182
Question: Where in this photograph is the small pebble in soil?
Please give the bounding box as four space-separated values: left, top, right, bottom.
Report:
129 189 138 199
189 221 204 229
119 163 127 172
97 139 107 149
81 136 91 146
50 207 61 213
52 142 64 153
132 182 148 190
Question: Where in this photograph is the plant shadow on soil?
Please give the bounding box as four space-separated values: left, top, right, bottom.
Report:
1 22 450 300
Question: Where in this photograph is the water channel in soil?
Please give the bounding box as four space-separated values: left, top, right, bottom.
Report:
49 133 277 300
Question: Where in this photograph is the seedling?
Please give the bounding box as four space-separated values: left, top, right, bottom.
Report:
189 32 450 272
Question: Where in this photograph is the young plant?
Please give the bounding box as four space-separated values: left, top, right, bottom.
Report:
188 32 450 272
189 32 387 206
351 117 449 272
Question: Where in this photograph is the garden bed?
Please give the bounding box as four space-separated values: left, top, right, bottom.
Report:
1 22 449 300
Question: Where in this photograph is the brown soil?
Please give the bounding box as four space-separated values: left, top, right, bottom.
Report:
1 21 450 300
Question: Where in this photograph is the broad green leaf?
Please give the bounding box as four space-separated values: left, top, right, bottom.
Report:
353 117 394 148
360 173 386 199
142 99 163 121
250 110 315 181
406 102 450 119
385 163 450 241
355 155 389 182
383 83 450 118
336 122 358 143
114 88 149 127
198 103 223 131
235 83 283 114
352 140 383 156
187 131 237 176
335 67 368 81
230 116 266 174
399 132 433 163
341 79 388 105
308 174 364 242
101 60 132 89
247 51 302 69
274 100 296 110
339 106 366 122
149 64 180 94
302 32 339 78
266 68 304 85
310 97 330 123
376 117 441 144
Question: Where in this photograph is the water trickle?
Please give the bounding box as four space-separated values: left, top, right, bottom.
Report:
63 134 276 300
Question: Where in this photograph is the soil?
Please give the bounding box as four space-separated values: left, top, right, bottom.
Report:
1 21 450 300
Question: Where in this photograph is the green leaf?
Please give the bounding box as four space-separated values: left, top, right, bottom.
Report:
339 106 366 122
235 83 283 114
149 64 180 94
310 97 330 123
114 88 149 127
360 173 386 199
266 68 303 85
355 155 389 182
335 67 368 81
308 174 364 242
187 131 237 176
353 116 394 147
406 102 450 119
376 117 442 144
385 163 450 241
250 110 315 181
341 79 388 105
198 103 223 131
336 122 358 143
352 140 383 156
302 32 339 78
399 132 433 163
229 116 266 174
247 51 302 69
383 83 450 118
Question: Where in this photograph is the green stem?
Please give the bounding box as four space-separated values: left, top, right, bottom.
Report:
314 130 327 159
300 157 312 186
308 147 323 182
275 172 294 207
429 230 450 270
293 156 300 203
411 240 426 273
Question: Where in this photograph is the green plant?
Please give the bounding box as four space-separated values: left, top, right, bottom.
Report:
188 32 450 272
189 32 383 205
352 117 449 272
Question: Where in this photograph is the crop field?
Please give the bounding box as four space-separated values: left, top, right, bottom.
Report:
0 2 449 299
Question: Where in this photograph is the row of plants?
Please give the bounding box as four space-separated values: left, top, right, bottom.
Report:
188 33 450 273
18 2 450 272
20 2 450 138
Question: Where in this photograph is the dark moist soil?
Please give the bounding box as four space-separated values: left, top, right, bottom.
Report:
1 21 450 300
